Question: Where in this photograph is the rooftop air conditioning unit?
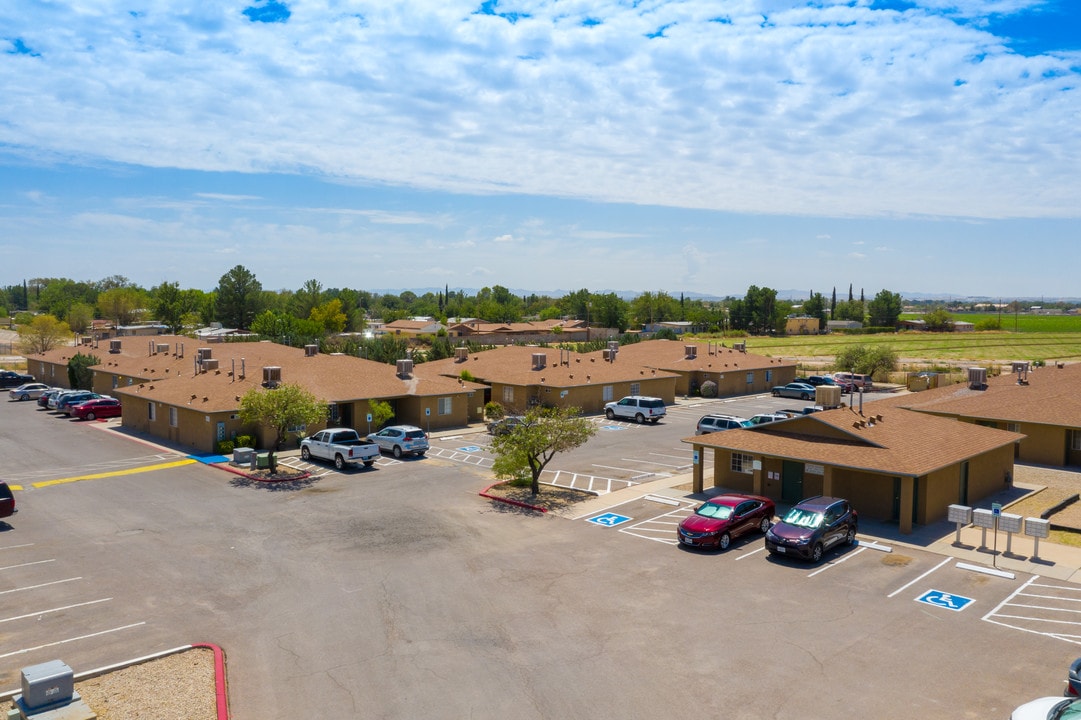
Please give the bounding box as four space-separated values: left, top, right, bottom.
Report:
1012 360 1030 384
304 344 318 357
602 349 614 361
967 367 988 389
262 366 282 387
202 358 219 371
109 339 122 353
684 345 697 359
197 347 213 362
734 342 747 353
454 347 469 362
607 341 619 352
396 359 414 377
531 353 547 370
155 343 170 355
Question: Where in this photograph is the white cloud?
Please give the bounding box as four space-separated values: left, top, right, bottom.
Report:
492 234 519 243
0 1 1075 222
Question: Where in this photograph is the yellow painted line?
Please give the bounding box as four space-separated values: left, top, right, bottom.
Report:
32 459 197 488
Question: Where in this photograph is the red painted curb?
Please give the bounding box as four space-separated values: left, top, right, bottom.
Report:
480 483 548 513
192 643 230 720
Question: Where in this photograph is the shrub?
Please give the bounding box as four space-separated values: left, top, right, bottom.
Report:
234 434 255 449
485 401 504 419
700 380 718 398
459 369 476 382
217 440 235 455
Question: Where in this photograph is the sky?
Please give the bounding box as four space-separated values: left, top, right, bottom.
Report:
1 0 1079 300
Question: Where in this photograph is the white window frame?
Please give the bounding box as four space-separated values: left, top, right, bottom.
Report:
765 370 773 383
630 382 641 395
745 372 754 385
148 402 156 422
1006 422 1020 434
438 397 452 415
1072 430 1081 452
168 407 177 427
602 385 614 402
502 386 514 404
731 452 753 474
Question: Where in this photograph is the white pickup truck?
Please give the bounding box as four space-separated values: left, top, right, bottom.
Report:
300 429 380 470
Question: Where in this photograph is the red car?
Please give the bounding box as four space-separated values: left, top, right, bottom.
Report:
71 397 122 421
677 494 775 550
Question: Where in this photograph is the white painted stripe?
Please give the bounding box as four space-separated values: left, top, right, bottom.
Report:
0 544 34 552
887 556 953 598
1030 582 1081 593
644 494 680 506
0 622 146 659
1018 592 1081 603
1003 602 1081 615
808 546 866 577
0 559 55 573
0 598 112 624
736 546 767 561
982 575 1039 621
956 561 1015 579
0 577 82 596
993 613 1081 627
621 458 683 468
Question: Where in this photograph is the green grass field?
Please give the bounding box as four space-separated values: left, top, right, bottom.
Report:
899 313 1081 333
695 331 1081 365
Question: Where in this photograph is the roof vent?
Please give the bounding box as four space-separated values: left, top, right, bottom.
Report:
397 359 414 378
967 367 988 390
684 345 697 359
531 353 547 370
1011 361 1030 385
262 366 282 388
454 347 469 362
304 344 318 357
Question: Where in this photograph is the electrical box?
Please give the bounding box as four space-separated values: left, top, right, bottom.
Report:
20 660 73 711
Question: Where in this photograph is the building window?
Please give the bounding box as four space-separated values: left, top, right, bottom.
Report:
502 386 514 404
287 423 307 434
731 453 753 474
1006 423 1020 434
169 407 177 427
438 397 452 415
148 402 156 422
127 377 134 385
602 386 614 402
630 382 641 395
745 372 754 385
1072 430 1081 452
112 376 118 389
765 370 772 383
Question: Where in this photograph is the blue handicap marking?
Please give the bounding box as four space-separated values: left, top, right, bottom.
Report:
916 589 975 612
588 512 632 527
457 446 482 453
599 425 626 432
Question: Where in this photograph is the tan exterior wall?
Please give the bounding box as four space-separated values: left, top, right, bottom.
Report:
28 359 73 389
785 317 819 335
394 394 471 431
683 366 795 398
1016 424 1066 466
490 378 676 416
966 444 1016 507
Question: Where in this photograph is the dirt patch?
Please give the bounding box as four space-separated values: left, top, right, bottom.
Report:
881 554 913 566
483 482 596 513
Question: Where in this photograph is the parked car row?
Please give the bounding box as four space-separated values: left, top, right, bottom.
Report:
678 494 859 564
16 386 124 421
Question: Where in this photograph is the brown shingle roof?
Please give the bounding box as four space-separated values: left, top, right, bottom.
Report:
883 363 1081 428
588 338 795 373
417 345 679 387
685 405 1023 477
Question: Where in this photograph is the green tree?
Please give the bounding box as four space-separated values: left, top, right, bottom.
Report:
97 286 147 326
291 279 324 320
215 265 263 329
309 299 347 334
35 278 97 318
238 383 327 473
66 302 95 335
833 343 897 379
867 290 903 328
67 352 101 390
922 307 954 332
833 299 865 323
151 282 205 334
18 314 71 354
490 406 597 495
591 292 630 332
368 399 395 432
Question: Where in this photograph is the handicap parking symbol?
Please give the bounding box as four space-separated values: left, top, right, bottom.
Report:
600 425 626 432
916 589 974 612
457 446 482 453
588 513 632 527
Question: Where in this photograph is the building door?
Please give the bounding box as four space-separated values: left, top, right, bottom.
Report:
216 422 226 447
891 478 901 521
959 461 970 505
781 461 804 504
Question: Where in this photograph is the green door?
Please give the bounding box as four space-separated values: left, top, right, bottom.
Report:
781 461 804 503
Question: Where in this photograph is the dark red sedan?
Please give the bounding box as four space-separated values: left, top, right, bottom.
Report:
677 493 775 550
71 397 122 421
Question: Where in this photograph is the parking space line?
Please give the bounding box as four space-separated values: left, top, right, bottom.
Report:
0 622 146 660
620 457 683 469
1 598 112 625
887 556 953 598
0 559 55 573
807 546 867 577
0 543 34 552
735 546 767 560
0 578 82 596
33 458 197 488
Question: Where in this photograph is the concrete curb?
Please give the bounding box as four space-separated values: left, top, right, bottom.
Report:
191 643 230 720
479 482 548 513
211 461 312 483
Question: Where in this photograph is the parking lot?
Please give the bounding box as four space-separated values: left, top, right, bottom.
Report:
2 393 1078 717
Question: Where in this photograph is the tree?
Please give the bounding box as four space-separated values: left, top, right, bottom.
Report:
867 290 903 328
291 279 324 320
215 265 263 329
802 292 827 330
489 406 597 495
18 314 71 354
309 299 347 334
833 343 897 379
66 302 95 335
923 307 954 332
833 299 865 323
97 286 147 326
67 352 101 390
151 281 205 334
368 399 395 432
238 383 327 473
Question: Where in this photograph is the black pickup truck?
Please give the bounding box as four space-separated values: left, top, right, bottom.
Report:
0 370 35 388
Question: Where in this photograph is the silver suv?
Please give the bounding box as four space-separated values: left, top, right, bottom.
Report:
604 396 666 424
696 414 753 434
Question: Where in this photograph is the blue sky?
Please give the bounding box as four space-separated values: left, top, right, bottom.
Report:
1 0 1078 299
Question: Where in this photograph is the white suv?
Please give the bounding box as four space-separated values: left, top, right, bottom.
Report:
604 396 666 424
696 414 753 434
